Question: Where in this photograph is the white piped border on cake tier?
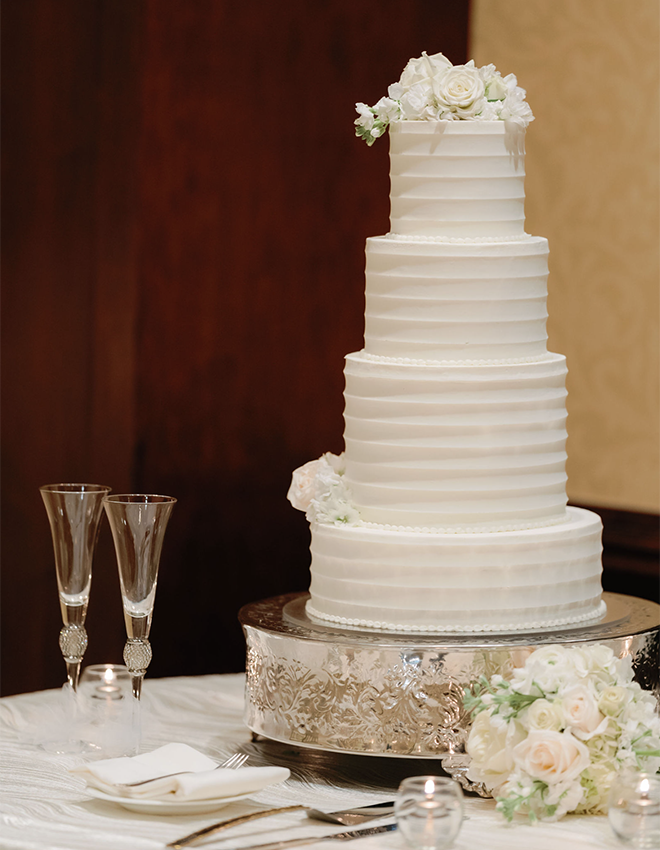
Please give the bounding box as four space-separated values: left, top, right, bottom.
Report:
305 599 608 634
385 232 533 244
358 513 568 535
359 350 552 367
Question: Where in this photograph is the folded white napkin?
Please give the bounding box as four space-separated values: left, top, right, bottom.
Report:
71 743 290 800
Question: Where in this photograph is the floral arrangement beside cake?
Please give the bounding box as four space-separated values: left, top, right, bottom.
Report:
287 50 606 635
465 644 660 821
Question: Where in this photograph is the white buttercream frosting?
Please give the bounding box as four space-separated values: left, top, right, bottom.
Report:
306 508 604 632
306 600 608 635
290 102 604 632
385 233 533 244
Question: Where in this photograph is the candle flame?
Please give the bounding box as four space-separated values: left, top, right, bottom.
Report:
640 778 650 796
424 778 435 795
103 667 115 685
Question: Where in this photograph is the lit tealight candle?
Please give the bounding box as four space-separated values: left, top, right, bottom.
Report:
92 666 123 700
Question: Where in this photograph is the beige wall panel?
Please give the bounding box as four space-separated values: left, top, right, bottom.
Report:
471 0 659 512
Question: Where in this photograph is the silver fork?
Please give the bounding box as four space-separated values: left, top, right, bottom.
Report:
118 751 248 788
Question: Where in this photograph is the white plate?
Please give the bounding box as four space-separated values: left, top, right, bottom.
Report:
85 786 253 815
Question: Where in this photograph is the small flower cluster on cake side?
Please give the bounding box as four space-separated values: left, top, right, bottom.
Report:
287 452 359 526
355 51 534 145
464 644 660 822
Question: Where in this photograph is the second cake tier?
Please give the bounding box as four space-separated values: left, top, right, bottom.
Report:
343 351 569 530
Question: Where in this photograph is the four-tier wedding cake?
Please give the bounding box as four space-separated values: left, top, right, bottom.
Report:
288 52 605 634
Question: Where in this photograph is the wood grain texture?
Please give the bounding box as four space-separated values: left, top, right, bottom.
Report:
132 0 470 681
1 0 141 695
471 0 660 513
1 0 469 694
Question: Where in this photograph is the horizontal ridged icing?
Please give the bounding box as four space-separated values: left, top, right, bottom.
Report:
389 122 526 237
307 507 604 632
365 234 549 361
294 112 605 633
343 351 568 528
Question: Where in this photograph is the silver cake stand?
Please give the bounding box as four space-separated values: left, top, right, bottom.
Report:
240 592 659 794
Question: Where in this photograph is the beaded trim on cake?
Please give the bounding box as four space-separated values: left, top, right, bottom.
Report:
305 599 608 634
357 513 568 535
358 351 552 367
382 233 534 244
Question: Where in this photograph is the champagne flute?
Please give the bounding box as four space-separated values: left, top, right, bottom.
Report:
40 483 111 693
103 494 176 750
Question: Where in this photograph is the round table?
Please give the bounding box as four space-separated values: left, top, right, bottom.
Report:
0 673 624 849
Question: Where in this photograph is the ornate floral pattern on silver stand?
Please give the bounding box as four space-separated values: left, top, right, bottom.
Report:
240 592 659 796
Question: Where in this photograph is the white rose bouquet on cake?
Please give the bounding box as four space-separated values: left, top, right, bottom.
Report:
355 51 533 145
464 645 660 821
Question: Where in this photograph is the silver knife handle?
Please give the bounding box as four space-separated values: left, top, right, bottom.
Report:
223 837 332 850
220 823 397 850
166 805 305 848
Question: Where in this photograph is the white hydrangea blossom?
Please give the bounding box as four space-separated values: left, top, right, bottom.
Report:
288 452 360 526
355 51 534 145
464 644 660 822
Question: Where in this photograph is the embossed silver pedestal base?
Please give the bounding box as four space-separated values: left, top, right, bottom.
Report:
240 592 659 794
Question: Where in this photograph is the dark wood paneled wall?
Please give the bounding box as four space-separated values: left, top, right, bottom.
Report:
2 0 471 695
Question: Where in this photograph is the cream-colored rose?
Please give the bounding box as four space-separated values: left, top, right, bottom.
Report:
513 730 590 785
523 698 563 732
434 64 485 117
598 686 629 717
562 686 605 736
287 459 321 511
467 711 525 791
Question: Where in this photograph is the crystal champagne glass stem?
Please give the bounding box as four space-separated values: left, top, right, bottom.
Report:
40 483 111 692
103 494 175 748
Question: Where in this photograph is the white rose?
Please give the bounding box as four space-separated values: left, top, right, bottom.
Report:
523 699 563 732
466 711 526 791
562 686 605 737
598 686 629 717
287 460 322 511
398 51 451 92
513 730 590 785
434 62 485 117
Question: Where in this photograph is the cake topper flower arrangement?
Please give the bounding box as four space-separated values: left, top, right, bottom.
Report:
355 51 534 146
464 644 660 822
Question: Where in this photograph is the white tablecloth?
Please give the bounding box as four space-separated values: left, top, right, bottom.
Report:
0 674 622 850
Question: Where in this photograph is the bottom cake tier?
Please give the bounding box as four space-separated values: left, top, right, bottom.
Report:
240 592 660 790
307 506 604 633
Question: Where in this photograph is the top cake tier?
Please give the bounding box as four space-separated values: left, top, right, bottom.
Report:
389 121 526 238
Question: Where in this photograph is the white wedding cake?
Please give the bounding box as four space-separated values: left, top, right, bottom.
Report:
288 53 605 633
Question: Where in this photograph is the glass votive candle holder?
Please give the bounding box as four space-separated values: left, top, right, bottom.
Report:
79 664 132 703
77 665 133 756
609 772 660 848
395 775 464 850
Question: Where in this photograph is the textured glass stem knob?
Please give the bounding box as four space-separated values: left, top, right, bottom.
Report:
59 624 89 691
123 638 153 700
